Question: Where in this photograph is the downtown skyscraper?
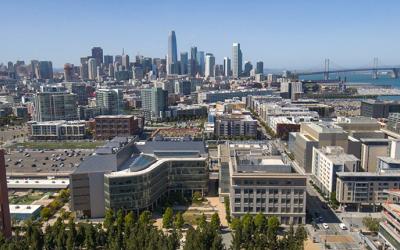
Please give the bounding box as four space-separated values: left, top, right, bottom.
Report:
232 43 242 78
167 30 178 75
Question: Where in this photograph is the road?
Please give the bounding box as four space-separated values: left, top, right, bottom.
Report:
306 181 365 249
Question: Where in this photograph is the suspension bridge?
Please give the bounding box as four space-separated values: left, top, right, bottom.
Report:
295 58 400 80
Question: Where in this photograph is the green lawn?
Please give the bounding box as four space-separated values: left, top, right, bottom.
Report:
11 140 105 149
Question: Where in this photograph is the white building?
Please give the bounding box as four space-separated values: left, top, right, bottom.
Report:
311 146 359 195
29 120 86 140
205 53 215 78
88 58 97 80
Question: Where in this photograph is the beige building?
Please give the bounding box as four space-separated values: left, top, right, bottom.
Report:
219 142 307 225
291 122 349 173
360 138 390 172
336 172 400 211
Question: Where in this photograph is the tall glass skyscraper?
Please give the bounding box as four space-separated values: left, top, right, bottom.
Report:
189 46 198 76
197 51 205 76
232 43 242 78
167 30 178 75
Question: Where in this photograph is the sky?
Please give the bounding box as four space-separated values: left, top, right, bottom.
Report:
1 0 400 70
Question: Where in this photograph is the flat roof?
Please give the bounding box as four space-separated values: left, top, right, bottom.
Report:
10 205 41 214
7 178 69 189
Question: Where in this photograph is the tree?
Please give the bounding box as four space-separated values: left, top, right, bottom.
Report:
103 209 115 230
163 207 174 229
139 210 152 226
192 191 203 204
66 218 76 250
174 212 184 229
40 207 52 221
267 216 280 249
224 196 231 223
362 217 381 232
254 213 267 232
210 212 221 231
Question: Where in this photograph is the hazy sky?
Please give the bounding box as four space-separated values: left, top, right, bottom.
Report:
1 0 400 70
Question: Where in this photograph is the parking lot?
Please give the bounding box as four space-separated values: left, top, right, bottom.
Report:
4 149 93 176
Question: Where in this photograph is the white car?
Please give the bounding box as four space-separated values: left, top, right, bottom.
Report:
339 223 347 230
322 223 329 229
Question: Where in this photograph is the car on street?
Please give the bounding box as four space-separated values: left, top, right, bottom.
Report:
322 223 329 229
339 223 347 230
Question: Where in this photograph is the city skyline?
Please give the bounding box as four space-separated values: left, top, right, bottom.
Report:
2 0 400 69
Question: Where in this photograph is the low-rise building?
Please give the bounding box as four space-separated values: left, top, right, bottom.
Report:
70 138 208 218
28 120 86 140
214 113 257 139
379 189 400 250
219 142 307 225
94 115 140 140
336 172 400 211
9 205 41 221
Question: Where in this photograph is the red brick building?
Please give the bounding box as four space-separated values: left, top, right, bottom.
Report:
94 115 140 140
0 150 11 238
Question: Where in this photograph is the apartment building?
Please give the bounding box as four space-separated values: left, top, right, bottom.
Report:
94 115 140 140
311 146 359 196
379 189 400 250
214 113 257 139
336 172 400 211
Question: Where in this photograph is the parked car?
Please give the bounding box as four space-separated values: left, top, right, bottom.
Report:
322 223 329 229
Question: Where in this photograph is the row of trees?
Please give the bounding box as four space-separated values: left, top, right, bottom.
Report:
0 209 180 250
0 207 308 249
230 213 307 250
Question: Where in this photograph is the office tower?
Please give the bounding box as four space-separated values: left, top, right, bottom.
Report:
174 80 191 95
7 62 13 72
243 61 253 76
91 47 103 65
65 82 88 105
224 57 231 77
180 52 189 75
197 51 205 76
214 64 223 77
80 60 89 80
0 150 11 239
141 87 168 120
108 64 114 77
96 89 123 115
30 60 39 77
167 30 178 75
36 61 53 80
232 43 242 78
88 58 97 80
122 54 130 70
142 57 153 74
189 46 198 76
256 61 264 74
104 55 113 66
33 88 78 121
114 55 122 65
96 66 101 81
133 65 144 80
205 53 215 77
64 63 74 82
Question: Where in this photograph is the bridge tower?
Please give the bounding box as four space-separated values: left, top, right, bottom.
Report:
392 68 399 79
324 58 330 80
372 57 379 79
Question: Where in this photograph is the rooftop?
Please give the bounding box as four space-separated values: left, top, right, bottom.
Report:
10 205 41 214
